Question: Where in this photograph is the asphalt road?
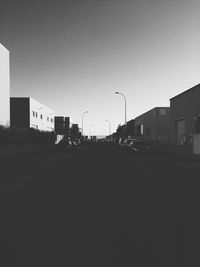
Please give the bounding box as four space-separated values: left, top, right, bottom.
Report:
1 143 200 266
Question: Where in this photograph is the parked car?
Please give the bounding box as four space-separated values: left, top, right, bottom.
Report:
128 139 151 153
118 137 126 147
121 138 135 149
55 138 74 152
112 137 120 146
71 138 81 146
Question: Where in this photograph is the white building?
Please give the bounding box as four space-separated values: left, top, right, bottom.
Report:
0 43 10 127
10 97 54 132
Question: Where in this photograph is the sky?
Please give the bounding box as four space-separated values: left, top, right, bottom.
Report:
0 0 200 136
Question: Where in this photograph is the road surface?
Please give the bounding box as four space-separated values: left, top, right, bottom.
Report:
1 143 200 266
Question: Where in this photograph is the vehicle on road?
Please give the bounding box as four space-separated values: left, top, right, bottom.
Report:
128 139 151 153
71 138 81 146
55 138 75 152
121 138 134 149
118 137 126 147
112 137 120 146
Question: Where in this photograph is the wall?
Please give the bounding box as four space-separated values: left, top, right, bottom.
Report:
170 84 200 144
55 116 70 135
0 44 10 127
10 98 30 128
134 107 170 142
29 98 54 131
126 119 135 137
134 108 156 141
155 108 171 142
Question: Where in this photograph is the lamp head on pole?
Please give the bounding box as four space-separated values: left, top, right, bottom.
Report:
115 91 119 94
82 110 89 116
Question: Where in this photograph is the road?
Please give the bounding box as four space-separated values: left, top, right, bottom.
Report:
1 143 200 266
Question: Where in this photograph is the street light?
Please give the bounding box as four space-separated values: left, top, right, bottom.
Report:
115 91 127 124
105 120 111 136
81 111 88 136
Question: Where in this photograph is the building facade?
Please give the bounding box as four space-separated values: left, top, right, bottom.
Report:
0 44 10 127
116 120 135 138
170 83 200 145
54 116 70 135
134 107 170 142
10 97 54 132
126 119 135 137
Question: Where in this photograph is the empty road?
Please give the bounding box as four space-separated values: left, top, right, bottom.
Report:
1 143 200 266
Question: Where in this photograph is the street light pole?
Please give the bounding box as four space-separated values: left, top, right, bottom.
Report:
115 91 127 124
82 111 88 136
105 120 111 135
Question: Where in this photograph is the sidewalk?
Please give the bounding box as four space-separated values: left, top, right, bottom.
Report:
0 143 54 160
151 143 200 160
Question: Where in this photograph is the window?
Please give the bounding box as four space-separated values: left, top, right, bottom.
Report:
50 118 54 123
141 124 144 135
40 114 43 119
47 116 49 121
159 108 166 115
32 111 36 117
136 124 143 135
35 112 38 118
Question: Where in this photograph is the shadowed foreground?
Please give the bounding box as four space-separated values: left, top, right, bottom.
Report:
1 143 200 266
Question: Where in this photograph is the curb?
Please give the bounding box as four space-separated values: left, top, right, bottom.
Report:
151 147 200 161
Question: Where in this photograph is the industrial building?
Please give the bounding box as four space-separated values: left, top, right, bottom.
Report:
115 119 135 138
170 83 200 145
54 116 70 135
0 43 10 127
10 97 54 132
126 119 135 137
134 107 170 143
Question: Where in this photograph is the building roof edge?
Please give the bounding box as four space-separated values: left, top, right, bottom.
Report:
0 43 9 53
170 83 200 100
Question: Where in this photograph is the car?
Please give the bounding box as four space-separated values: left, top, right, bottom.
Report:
71 139 81 146
118 137 126 147
55 138 74 152
112 137 120 146
128 139 151 153
120 138 132 149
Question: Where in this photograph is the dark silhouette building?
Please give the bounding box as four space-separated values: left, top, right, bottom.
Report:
170 83 200 145
10 97 54 131
54 116 70 136
126 119 135 137
134 107 170 143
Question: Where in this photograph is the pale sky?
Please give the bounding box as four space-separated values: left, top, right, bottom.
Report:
1 0 200 136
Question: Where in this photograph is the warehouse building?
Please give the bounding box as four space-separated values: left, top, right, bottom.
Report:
0 43 10 127
116 119 135 138
126 119 135 137
54 116 70 135
170 83 200 145
134 107 170 143
10 97 54 132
